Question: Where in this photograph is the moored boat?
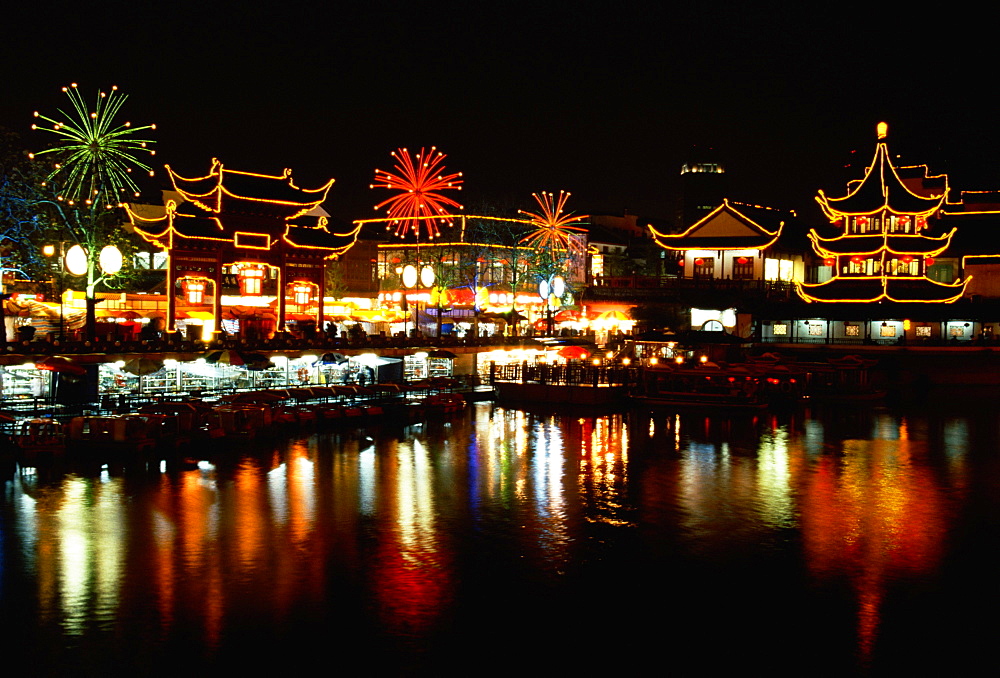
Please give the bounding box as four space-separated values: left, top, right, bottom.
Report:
632 363 767 410
67 415 158 456
10 418 67 463
412 393 467 417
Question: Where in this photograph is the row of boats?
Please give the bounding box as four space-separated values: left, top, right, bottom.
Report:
630 354 884 410
2 383 468 465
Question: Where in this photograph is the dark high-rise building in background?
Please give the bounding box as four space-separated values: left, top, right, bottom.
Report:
676 145 728 230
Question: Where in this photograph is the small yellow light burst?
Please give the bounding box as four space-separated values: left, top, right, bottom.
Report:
518 190 588 253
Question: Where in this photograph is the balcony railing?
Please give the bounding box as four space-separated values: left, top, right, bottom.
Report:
585 276 797 299
1 330 603 360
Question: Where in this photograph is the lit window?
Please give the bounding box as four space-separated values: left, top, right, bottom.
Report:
915 326 932 337
182 279 205 305
845 324 860 337
778 259 794 281
764 258 779 280
772 323 787 336
591 254 604 277
238 267 265 295
293 284 312 307
693 257 714 279
880 324 896 337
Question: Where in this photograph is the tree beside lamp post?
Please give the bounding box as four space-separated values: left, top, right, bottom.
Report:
43 241 122 340
29 84 155 341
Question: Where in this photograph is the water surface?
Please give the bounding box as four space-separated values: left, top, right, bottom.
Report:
2 402 997 676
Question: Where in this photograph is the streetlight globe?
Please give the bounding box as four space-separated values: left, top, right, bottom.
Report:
65 245 89 275
99 245 123 275
401 265 418 288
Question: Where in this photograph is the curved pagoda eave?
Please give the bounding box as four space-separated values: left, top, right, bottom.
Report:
648 200 783 251
796 276 969 303
817 143 947 219
651 234 780 250
167 161 335 220
809 230 957 257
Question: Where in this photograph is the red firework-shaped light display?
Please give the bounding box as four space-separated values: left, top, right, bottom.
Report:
518 191 588 253
370 146 463 239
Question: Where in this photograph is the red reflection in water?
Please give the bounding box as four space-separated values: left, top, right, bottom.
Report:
368 443 452 638
800 436 948 664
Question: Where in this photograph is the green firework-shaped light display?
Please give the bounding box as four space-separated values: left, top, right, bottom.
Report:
30 83 156 206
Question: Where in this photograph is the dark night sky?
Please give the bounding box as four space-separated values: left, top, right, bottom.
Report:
3 1 998 227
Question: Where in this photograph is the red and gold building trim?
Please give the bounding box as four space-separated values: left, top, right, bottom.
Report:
128 160 361 334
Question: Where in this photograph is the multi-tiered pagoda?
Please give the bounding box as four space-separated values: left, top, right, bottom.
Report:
129 159 361 335
796 123 969 304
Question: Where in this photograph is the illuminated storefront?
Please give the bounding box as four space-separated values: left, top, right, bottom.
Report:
128 160 361 339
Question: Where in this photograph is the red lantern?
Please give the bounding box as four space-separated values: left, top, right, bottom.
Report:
857 216 869 227
694 258 704 266
736 256 749 265
925 257 935 267
824 257 835 266
898 215 910 226
902 255 912 263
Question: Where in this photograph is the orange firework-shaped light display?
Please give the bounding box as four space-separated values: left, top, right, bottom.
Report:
518 191 588 253
370 146 463 240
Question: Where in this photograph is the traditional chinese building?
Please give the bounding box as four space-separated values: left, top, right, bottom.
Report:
795 123 968 304
642 199 803 334
761 124 998 345
128 160 361 337
649 199 802 281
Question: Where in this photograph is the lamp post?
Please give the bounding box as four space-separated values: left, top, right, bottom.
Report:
537 274 565 336
401 264 418 338
49 242 123 341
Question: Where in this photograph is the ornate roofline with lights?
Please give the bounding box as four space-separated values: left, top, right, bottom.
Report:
648 199 786 251
126 160 360 336
795 123 970 304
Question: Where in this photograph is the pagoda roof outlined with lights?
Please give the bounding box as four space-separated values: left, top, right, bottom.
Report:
796 123 970 304
129 161 360 258
648 199 788 250
167 159 335 218
807 231 956 257
126 159 362 335
816 134 948 219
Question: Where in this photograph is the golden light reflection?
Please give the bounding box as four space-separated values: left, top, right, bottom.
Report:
577 414 632 527
369 436 449 637
58 478 91 634
178 468 223 648
13 475 126 637
800 415 950 665
755 424 796 529
152 475 177 632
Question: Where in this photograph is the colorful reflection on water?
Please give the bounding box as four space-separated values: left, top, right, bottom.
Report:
2 402 996 674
